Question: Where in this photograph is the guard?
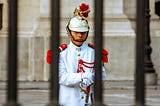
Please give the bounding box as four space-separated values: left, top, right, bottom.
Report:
46 3 109 106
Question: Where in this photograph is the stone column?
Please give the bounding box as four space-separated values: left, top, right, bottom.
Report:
35 0 51 81
103 0 136 80
17 0 44 81
0 0 8 81
103 0 135 36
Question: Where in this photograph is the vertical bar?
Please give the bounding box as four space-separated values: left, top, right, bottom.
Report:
155 0 160 17
94 0 105 106
47 0 60 106
135 0 145 105
4 0 20 106
0 3 2 30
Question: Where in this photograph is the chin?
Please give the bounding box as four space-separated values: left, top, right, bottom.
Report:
76 43 83 46
75 42 83 46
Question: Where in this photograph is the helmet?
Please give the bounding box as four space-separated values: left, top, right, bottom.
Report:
67 16 89 32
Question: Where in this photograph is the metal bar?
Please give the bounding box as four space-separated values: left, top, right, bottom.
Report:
4 0 20 106
47 0 60 106
93 0 105 106
135 0 145 105
155 1 160 17
0 4 2 30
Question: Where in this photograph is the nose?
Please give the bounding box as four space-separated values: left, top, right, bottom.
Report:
77 32 84 37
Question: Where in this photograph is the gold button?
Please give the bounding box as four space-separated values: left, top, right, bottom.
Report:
81 96 84 99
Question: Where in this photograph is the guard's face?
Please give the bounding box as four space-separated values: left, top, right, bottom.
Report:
70 31 88 46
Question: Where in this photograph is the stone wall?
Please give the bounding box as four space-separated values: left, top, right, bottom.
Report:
0 0 159 81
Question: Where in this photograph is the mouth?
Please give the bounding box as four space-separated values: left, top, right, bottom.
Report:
74 39 85 42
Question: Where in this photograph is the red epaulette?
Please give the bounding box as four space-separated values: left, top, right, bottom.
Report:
58 44 68 52
88 43 109 63
46 44 67 64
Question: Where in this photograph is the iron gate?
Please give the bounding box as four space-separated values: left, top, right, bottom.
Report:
4 0 148 106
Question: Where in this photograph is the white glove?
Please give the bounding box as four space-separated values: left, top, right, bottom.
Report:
81 78 93 88
81 72 94 82
82 78 93 86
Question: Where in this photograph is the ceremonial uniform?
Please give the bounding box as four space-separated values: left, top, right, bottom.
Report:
59 41 106 106
46 3 109 106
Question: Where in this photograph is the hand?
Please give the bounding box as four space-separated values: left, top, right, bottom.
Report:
81 78 93 88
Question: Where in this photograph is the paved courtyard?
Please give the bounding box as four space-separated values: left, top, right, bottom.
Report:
0 81 160 106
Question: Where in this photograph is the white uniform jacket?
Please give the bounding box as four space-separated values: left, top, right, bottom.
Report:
59 41 106 106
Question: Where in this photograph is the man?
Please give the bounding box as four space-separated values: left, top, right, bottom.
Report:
46 3 108 106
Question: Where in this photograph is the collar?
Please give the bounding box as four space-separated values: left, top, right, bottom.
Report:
68 41 86 52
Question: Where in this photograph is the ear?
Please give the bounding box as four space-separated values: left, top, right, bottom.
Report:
68 32 72 39
66 25 72 38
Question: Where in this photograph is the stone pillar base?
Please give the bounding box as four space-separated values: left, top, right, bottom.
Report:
145 73 158 85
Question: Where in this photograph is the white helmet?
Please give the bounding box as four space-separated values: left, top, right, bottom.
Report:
67 16 89 32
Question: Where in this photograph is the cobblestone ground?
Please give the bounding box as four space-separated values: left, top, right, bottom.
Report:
1 89 160 106
103 89 160 106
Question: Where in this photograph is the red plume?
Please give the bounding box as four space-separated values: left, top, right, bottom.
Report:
79 3 90 18
79 3 89 11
